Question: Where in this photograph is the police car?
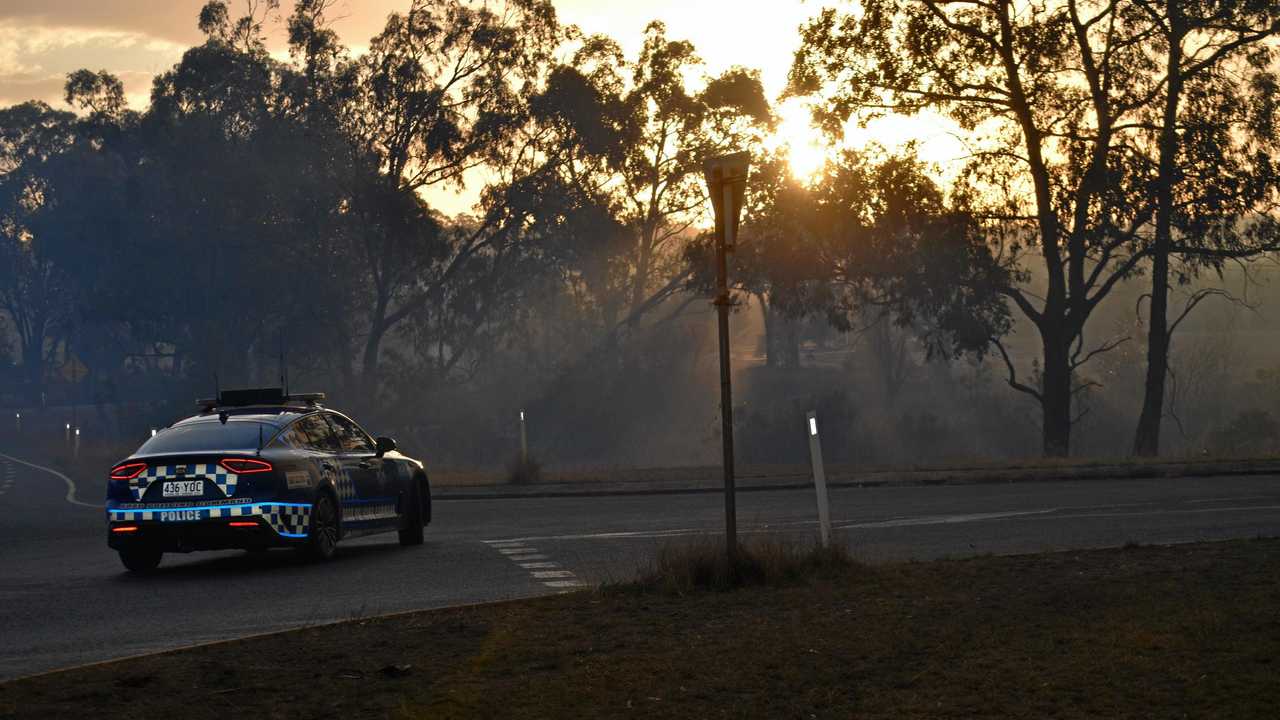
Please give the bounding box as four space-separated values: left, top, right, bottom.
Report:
106 388 431 573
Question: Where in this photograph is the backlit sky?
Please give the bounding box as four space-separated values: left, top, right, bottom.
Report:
0 0 962 214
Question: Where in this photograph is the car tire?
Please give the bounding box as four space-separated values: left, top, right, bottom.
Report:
119 546 163 574
303 493 340 560
398 478 424 547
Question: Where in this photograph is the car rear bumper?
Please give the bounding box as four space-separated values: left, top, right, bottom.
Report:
106 501 312 552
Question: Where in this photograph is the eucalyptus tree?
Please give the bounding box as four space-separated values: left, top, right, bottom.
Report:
138 4 369 388
1128 0 1280 456
790 0 1181 456
618 22 773 326
807 149 1015 366
0 102 78 398
339 0 563 395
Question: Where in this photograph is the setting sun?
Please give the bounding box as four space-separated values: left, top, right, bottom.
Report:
770 98 832 181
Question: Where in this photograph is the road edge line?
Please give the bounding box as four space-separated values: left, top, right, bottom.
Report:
0 451 101 508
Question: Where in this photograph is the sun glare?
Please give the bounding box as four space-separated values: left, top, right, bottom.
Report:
767 98 970 188
771 99 831 182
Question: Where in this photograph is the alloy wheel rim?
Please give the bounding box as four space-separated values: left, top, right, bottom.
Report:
315 499 337 551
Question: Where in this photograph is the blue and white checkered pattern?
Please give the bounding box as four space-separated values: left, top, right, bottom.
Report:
260 504 310 536
129 464 238 500
342 502 398 523
107 502 311 538
331 467 355 501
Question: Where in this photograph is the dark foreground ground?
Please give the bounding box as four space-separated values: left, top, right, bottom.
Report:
3 538 1277 720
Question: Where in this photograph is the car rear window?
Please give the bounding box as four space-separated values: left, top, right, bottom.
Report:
137 421 272 454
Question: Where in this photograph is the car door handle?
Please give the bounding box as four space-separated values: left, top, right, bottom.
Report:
358 460 373 469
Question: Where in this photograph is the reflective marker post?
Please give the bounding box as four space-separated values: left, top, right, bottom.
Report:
807 410 831 548
703 151 750 570
13 412 19 434
519 410 528 466
73 427 80 460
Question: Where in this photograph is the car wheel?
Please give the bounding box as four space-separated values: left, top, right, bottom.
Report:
304 493 340 560
398 479 424 547
119 546 163 574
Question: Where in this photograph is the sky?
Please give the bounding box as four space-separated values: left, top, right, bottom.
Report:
0 0 963 214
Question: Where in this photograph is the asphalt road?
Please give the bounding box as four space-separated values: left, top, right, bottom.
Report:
2 452 1279 680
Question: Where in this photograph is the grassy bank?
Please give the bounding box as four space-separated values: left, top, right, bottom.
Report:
3 538 1278 719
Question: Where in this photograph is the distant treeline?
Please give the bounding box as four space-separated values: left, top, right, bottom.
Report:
1 0 1278 465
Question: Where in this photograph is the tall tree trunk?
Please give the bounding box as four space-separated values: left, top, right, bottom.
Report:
19 313 46 404
1135 250 1170 456
629 223 654 319
782 316 800 368
361 294 390 400
758 293 775 368
1134 9 1183 458
1041 328 1073 457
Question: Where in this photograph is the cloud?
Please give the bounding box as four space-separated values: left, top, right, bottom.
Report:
0 1 405 48
0 22 184 108
0 1 403 109
0 2 207 45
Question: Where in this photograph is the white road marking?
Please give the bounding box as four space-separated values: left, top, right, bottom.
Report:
485 543 587 590
1011 505 1280 521
834 509 1059 530
1186 495 1272 504
0 452 101 508
543 580 585 588
532 570 575 579
483 499 1280 545
490 527 708 543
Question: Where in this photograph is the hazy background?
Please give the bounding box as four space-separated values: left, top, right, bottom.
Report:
2 0 1278 473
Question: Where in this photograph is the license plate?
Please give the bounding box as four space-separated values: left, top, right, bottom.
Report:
162 480 204 497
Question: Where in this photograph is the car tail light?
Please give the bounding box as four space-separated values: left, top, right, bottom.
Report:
219 458 273 474
109 462 148 480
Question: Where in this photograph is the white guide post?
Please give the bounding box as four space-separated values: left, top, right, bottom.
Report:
807 410 831 548
519 410 528 465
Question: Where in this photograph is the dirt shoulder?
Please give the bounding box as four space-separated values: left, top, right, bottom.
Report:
3 538 1278 719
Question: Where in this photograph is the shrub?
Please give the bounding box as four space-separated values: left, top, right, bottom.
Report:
1207 409 1280 456
615 534 860 594
506 454 542 484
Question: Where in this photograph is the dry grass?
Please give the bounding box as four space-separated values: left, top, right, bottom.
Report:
504 455 543 485
3 539 1279 719
616 534 860 593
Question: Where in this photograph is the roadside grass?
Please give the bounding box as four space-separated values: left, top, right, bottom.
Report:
3 538 1278 719
614 534 860 593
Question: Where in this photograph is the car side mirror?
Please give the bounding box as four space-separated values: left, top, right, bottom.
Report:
375 436 397 456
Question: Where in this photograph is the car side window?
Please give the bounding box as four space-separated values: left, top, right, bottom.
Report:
326 414 376 454
294 414 340 452
270 428 300 449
